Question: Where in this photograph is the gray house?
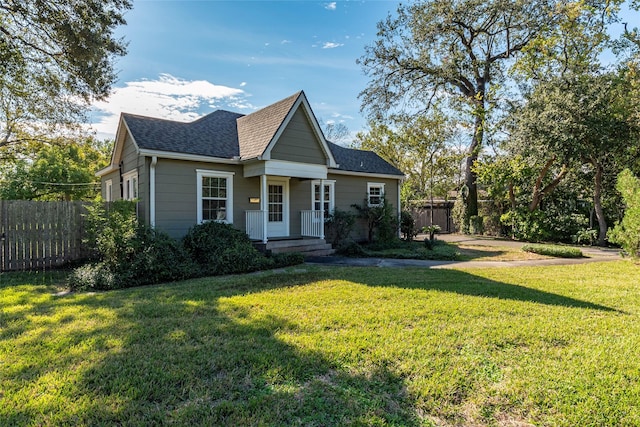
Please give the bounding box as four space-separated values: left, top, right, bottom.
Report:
97 91 403 252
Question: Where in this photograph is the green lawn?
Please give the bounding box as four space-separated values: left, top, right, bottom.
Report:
2 262 639 426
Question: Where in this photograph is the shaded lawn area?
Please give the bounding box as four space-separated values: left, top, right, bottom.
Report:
1 262 640 426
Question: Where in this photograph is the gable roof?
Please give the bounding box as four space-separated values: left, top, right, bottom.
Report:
101 92 403 178
237 91 300 160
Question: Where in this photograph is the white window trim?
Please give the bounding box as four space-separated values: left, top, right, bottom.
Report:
367 182 385 207
311 180 336 216
196 169 235 224
122 170 138 201
105 179 113 202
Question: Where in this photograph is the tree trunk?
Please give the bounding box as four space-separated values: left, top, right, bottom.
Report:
529 159 568 212
465 100 484 219
593 160 607 246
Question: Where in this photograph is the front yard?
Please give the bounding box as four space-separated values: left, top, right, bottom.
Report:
1 262 639 426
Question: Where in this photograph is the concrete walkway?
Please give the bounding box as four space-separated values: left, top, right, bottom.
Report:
306 235 621 269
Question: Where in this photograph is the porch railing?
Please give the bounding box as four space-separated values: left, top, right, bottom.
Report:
245 210 266 241
301 210 323 238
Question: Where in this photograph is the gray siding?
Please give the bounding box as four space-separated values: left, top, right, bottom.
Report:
270 107 327 165
101 170 120 201
329 173 401 242
154 160 259 238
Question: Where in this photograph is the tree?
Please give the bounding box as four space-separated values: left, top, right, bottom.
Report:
0 136 111 201
503 70 639 245
319 119 351 144
608 169 640 258
355 111 462 211
0 0 131 155
358 0 565 221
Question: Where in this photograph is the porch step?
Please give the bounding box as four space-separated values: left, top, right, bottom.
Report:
255 238 335 257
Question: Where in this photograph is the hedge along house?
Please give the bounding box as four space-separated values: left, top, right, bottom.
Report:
97 91 404 253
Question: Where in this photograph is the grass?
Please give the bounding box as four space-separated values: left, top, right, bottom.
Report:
361 240 459 260
2 262 640 426
522 243 584 258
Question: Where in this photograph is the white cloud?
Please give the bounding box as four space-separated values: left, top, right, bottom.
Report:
324 2 336 10
322 42 344 49
88 73 246 138
281 39 292 44
240 81 247 87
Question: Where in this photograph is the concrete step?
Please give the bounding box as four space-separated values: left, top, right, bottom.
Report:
302 248 336 257
269 242 333 254
265 238 326 249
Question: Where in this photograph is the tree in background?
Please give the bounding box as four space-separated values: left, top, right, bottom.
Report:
0 136 111 201
0 0 131 158
608 169 640 258
319 119 351 145
358 0 570 223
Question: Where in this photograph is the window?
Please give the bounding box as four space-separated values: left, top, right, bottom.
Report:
311 180 335 217
367 182 385 207
197 170 234 224
105 180 113 202
122 171 138 201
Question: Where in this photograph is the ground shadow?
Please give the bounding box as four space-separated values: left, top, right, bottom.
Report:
320 266 619 312
3 273 424 425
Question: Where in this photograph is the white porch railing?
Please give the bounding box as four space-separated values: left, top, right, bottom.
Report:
246 210 266 241
301 210 324 238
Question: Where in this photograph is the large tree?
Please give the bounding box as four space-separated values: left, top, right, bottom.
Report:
358 0 622 222
359 0 558 219
0 0 131 155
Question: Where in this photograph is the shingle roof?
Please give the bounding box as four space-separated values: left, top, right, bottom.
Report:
120 92 403 177
237 91 301 160
328 142 404 176
123 110 242 158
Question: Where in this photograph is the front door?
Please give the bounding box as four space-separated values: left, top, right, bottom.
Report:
267 178 289 237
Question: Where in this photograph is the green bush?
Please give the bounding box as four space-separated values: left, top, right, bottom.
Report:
67 262 116 291
270 252 305 268
608 169 640 259
325 209 356 246
501 209 588 243
336 240 367 257
469 215 484 235
84 200 138 265
452 186 469 234
352 196 398 243
182 221 264 276
521 244 583 258
400 211 418 241
422 224 441 242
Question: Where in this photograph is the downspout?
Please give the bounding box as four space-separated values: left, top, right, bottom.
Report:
397 179 402 238
150 156 157 228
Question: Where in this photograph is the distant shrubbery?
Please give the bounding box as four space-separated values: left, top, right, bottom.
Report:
521 244 583 258
68 201 303 291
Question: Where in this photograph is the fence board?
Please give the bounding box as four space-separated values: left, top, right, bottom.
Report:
0 200 91 271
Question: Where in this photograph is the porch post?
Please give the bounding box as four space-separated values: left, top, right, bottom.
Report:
261 174 268 243
319 179 325 240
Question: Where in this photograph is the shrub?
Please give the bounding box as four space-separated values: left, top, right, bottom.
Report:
452 185 470 234
270 252 305 268
325 209 356 246
352 196 399 243
84 200 138 265
574 228 598 246
501 209 587 243
608 169 640 259
68 262 116 291
400 211 418 241
422 224 441 242
521 244 583 258
336 240 367 257
182 221 264 276
469 215 484 235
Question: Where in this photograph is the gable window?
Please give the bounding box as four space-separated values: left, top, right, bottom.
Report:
105 180 113 202
311 180 335 217
197 169 234 224
367 182 385 207
122 171 138 201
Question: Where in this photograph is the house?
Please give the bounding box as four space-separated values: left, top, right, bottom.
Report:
97 91 404 252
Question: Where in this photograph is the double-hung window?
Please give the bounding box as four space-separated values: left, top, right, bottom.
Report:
197 170 234 224
122 171 138 200
367 182 385 207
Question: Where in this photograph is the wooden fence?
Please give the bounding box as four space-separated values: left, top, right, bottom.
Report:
409 201 455 233
0 200 91 272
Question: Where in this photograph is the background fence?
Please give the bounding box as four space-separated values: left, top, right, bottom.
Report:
408 201 455 233
0 201 91 272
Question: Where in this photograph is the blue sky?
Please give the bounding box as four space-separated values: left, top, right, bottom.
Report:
89 0 401 140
